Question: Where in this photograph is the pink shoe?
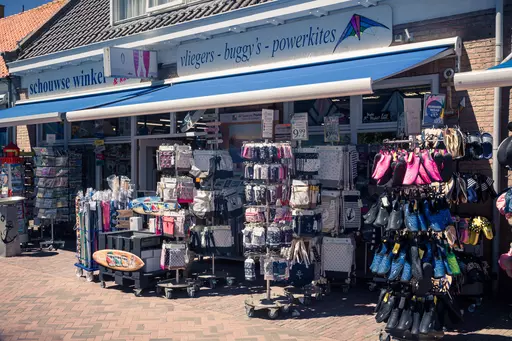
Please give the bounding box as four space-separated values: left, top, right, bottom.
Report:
372 152 392 180
421 150 442 181
403 152 420 185
416 163 432 185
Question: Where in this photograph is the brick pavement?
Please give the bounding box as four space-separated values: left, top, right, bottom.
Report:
0 250 510 341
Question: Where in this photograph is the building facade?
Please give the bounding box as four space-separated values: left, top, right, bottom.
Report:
4 0 512 292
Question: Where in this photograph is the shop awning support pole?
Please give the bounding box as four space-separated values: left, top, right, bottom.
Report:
492 0 503 294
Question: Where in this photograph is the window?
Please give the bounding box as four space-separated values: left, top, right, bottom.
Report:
112 0 146 23
294 97 350 126
137 114 171 135
362 85 431 124
147 0 184 12
71 118 131 139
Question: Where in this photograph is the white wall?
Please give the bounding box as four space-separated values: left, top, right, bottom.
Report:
384 0 495 25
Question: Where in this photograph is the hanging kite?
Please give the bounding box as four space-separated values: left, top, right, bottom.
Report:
333 14 389 52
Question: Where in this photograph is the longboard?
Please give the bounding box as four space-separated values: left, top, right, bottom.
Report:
93 249 145 271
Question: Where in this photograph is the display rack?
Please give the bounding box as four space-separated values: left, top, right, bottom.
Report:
243 140 294 319
154 143 197 298
33 147 69 250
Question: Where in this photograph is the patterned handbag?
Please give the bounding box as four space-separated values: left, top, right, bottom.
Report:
322 236 355 273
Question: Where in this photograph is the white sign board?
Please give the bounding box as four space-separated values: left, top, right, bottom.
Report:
104 47 158 79
291 113 309 141
324 116 340 142
404 98 422 136
21 61 141 99
177 5 392 76
261 109 275 139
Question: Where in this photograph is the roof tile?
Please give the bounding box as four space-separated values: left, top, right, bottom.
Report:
0 0 67 77
18 0 272 61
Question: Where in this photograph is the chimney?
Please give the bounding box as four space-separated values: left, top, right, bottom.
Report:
0 5 4 19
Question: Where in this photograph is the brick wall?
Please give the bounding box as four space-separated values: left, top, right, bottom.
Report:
392 8 512 297
15 88 34 151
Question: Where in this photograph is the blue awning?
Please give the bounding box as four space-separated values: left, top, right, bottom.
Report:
67 46 453 122
0 87 158 128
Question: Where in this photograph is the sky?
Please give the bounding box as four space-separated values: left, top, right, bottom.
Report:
2 0 53 16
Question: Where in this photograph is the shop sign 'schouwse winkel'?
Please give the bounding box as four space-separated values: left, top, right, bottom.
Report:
177 5 392 76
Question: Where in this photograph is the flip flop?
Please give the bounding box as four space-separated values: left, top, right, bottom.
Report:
481 132 493 160
457 175 468 204
468 218 483 245
468 132 484 160
479 216 493 240
444 225 458 248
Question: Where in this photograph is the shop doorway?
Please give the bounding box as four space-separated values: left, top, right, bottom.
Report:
137 139 168 194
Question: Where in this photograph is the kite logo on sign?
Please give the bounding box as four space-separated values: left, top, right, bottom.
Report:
334 14 389 52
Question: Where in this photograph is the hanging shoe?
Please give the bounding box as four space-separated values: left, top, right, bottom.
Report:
374 288 388 313
373 199 390 228
421 149 443 181
388 248 407 281
371 152 383 179
404 201 419 232
386 199 404 231
421 241 434 265
370 242 388 274
419 300 435 335
433 246 447 279
410 243 423 281
391 155 407 187
363 196 381 224
400 257 412 283
376 294 397 323
414 263 433 296
417 202 429 232
403 152 421 185
377 247 393 276
411 300 423 336
386 307 402 331
372 152 392 181
396 302 413 332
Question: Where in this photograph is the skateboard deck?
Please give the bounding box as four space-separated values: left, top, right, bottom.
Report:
93 249 145 271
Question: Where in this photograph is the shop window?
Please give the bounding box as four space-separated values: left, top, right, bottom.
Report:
43 122 64 141
0 128 7 148
300 133 350 147
294 97 350 126
103 144 131 188
137 114 171 135
71 118 130 139
357 132 397 144
362 85 431 124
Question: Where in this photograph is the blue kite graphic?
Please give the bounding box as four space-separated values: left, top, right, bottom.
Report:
333 14 389 52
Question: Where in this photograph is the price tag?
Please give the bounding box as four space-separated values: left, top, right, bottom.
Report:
291 112 308 141
261 109 275 139
392 243 401 254
324 116 340 142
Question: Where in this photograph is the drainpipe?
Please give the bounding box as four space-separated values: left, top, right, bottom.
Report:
492 0 503 294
